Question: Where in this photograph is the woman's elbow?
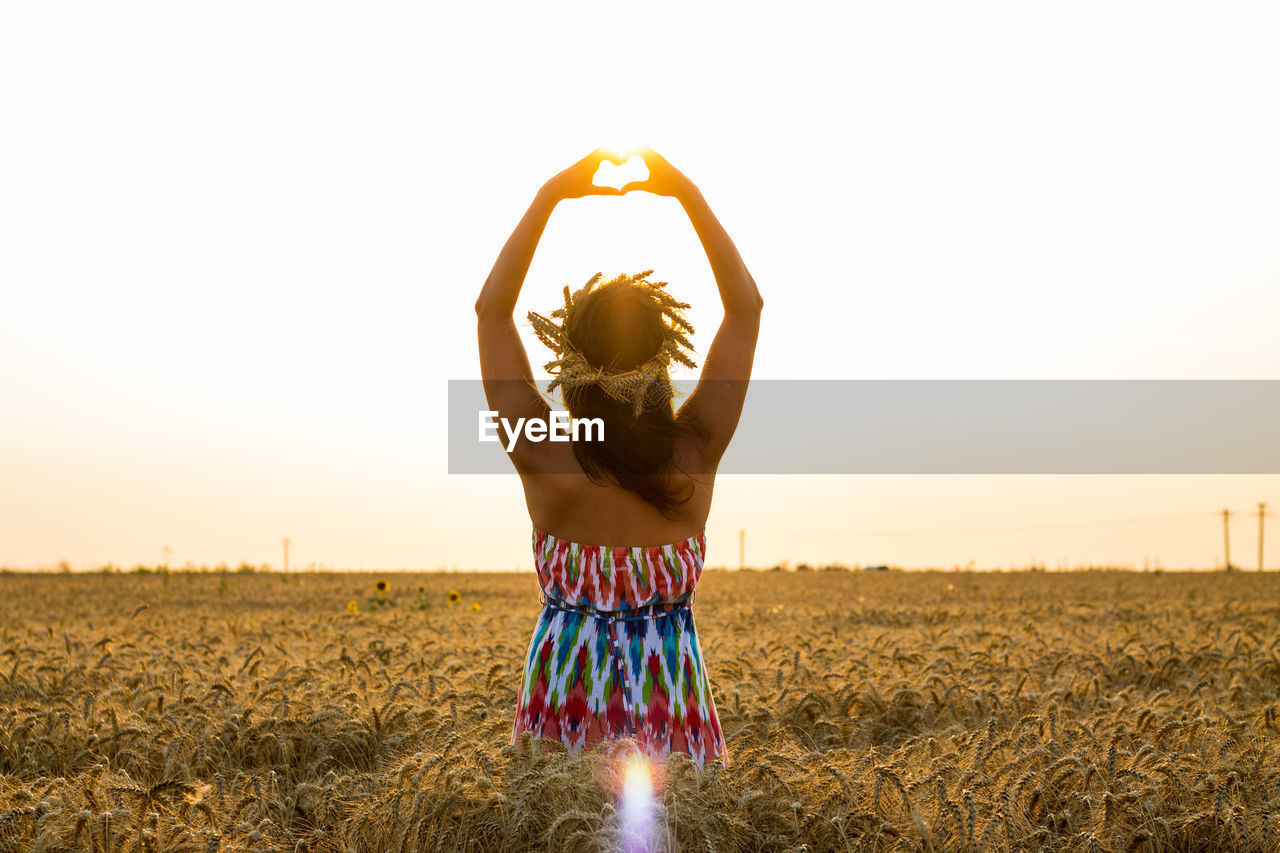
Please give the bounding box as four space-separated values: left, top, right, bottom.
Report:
747 271 763 312
726 293 763 318
475 296 503 321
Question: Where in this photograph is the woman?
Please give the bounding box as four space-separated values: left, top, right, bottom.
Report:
475 148 762 768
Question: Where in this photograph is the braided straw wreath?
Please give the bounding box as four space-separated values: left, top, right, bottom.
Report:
527 270 697 418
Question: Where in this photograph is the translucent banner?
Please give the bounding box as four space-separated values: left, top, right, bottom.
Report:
448 380 1280 474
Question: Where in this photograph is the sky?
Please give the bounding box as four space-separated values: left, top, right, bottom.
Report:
2 1 1279 571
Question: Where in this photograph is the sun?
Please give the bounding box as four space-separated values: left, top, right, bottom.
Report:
600 137 647 162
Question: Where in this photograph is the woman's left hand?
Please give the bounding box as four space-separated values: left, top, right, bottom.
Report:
540 149 624 201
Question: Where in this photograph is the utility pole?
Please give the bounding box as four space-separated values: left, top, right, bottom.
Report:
1222 509 1232 571
283 537 291 573
739 529 745 571
1260 503 1267 571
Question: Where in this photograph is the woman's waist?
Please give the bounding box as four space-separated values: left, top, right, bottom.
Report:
539 588 695 619
535 556 700 604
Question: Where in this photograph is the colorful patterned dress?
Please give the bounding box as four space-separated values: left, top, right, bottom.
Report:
512 527 727 768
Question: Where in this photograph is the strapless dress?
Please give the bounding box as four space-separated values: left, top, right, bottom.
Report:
511 526 726 768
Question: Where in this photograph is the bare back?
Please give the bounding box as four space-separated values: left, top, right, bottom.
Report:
517 432 714 546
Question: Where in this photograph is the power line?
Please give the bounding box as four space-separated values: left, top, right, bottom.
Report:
1259 502 1268 571
160 507 1275 565
1223 508 1233 570
168 541 519 553
752 511 1215 540
167 543 279 553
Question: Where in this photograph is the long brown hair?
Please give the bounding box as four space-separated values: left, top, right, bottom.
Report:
561 279 706 518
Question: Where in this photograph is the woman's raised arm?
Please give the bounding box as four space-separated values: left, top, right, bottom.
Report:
622 148 763 465
475 149 621 468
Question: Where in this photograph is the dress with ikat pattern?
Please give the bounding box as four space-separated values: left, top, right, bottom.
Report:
511 527 727 768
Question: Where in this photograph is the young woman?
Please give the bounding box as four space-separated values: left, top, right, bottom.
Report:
475 148 762 768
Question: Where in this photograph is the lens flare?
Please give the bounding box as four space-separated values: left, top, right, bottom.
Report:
619 753 655 853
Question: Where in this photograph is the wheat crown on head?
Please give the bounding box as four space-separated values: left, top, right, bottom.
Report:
527 270 697 418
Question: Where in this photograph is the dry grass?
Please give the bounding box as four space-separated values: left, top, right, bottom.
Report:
1 567 1277 852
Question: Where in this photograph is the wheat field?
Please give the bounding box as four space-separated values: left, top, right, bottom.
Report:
0 567 1277 852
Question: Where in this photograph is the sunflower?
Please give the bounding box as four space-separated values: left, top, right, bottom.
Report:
375 579 389 597
447 590 461 606
346 600 359 613
470 602 482 612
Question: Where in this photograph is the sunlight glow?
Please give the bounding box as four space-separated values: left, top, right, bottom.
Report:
619 753 655 853
593 155 650 191
602 144 642 159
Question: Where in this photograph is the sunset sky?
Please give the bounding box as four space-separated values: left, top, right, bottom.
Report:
3 2 1278 571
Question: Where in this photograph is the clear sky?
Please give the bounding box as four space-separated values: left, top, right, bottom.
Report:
3 2 1278 571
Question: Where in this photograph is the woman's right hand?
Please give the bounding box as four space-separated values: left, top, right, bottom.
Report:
621 148 700 201
540 148 625 202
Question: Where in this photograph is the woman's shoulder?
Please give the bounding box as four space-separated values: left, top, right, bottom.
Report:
671 426 719 478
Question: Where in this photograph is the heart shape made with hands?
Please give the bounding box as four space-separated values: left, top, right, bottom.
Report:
593 155 649 192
